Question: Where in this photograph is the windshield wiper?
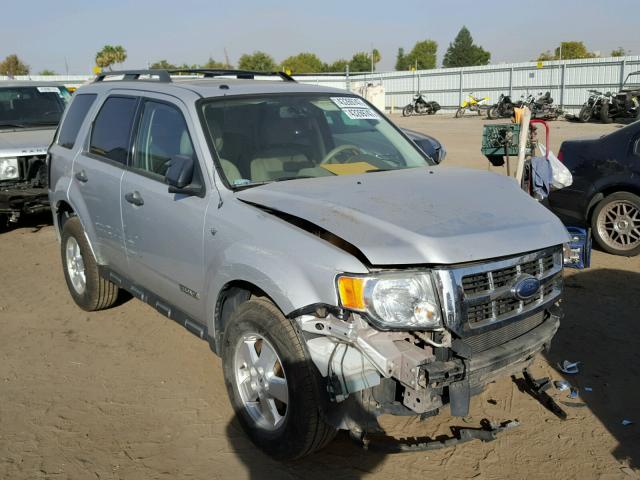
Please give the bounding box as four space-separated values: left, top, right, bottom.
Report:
0 123 27 128
273 175 316 182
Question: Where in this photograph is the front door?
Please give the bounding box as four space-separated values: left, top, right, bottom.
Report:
121 97 209 320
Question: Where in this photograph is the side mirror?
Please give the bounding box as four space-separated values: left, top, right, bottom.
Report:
165 154 194 189
165 154 203 197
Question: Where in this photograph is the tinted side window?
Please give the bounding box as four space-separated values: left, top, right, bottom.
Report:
57 94 97 149
89 96 138 164
132 101 195 178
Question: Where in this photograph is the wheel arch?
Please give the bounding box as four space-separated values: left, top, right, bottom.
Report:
586 184 640 223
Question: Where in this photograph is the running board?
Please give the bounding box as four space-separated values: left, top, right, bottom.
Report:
102 266 208 341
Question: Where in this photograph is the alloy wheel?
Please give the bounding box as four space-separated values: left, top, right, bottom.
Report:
597 200 640 251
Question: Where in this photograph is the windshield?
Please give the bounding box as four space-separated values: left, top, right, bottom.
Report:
0 86 71 128
623 72 640 89
200 94 432 188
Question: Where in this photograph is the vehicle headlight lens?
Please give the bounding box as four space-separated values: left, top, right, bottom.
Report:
563 242 581 267
0 158 19 180
337 272 442 329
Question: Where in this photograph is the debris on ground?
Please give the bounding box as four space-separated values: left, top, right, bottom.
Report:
558 360 580 374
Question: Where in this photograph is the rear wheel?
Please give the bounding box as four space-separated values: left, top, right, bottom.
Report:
222 298 337 460
402 105 413 117
578 105 592 123
61 216 119 310
591 192 640 256
600 101 613 123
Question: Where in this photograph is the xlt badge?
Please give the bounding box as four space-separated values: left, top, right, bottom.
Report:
180 284 200 299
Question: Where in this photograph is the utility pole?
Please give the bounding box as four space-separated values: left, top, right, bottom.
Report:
224 47 230 68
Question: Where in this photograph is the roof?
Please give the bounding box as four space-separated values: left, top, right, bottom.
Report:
75 76 349 99
0 80 69 88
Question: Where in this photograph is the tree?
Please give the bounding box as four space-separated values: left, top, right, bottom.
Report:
202 57 231 69
610 47 628 57
349 52 372 72
95 45 127 71
38 69 56 75
237 51 276 71
443 26 490 67
324 59 348 73
150 59 177 69
372 48 381 71
0 54 30 77
395 47 408 70
281 52 324 73
537 41 597 61
406 40 438 70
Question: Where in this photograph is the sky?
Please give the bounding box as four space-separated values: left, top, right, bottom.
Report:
2 0 638 74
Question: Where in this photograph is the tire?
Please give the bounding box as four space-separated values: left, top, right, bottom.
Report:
591 192 640 256
578 105 592 123
454 107 464 118
402 105 413 117
61 216 119 311
600 101 613 124
221 298 337 460
487 106 499 119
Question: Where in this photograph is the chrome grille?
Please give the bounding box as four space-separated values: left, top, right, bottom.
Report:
433 246 563 334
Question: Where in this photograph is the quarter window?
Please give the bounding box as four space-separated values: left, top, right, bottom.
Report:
89 96 138 164
57 94 97 149
132 101 195 178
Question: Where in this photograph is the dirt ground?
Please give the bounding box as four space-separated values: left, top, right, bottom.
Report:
1 115 639 480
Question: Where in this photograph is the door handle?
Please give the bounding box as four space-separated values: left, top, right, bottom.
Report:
75 170 88 183
125 191 144 206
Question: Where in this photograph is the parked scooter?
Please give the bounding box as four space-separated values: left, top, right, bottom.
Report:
455 93 490 117
488 94 521 119
402 94 441 117
523 92 562 120
578 89 610 123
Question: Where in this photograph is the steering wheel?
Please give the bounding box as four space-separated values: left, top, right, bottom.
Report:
320 144 362 164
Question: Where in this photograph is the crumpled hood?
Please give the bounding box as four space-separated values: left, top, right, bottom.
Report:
0 128 55 156
237 167 570 266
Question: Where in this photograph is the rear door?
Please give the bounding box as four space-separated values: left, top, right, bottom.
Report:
120 95 209 319
71 94 139 273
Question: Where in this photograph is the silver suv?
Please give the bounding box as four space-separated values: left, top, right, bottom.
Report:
48 69 569 459
1 81 71 227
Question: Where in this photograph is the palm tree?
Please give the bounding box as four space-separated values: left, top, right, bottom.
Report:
95 45 127 71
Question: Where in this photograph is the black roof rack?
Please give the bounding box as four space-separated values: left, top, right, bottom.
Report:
93 69 296 83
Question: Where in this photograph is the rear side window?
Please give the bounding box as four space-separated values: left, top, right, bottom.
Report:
89 96 138 164
57 94 97 149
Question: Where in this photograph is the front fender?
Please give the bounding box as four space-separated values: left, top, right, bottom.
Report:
203 198 370 336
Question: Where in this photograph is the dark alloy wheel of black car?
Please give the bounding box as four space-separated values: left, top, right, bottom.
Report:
547 120 640 256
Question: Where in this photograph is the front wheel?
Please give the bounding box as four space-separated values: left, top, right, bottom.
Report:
600 101 613 124
592 192 640 256
488 106 499 119
455 107 465 118
578 105 592 123
222 298 337 460
402 105 413 117
61 216 119 311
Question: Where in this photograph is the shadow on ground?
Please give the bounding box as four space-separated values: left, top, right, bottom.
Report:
545 268 640 469
1 210 52 233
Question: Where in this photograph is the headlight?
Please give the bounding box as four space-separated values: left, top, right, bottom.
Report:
0 158 19 180
337 272 442 330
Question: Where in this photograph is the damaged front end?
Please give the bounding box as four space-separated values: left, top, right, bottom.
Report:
294 246 563 436
0 154 49 224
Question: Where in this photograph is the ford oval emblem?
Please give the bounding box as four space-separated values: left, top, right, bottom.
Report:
511 274 541 300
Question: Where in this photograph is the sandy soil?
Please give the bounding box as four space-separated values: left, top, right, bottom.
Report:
1 116 639 479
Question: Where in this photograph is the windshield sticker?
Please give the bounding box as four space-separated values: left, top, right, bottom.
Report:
331 97 368 109
321 162 378 175
330 96 380 120
37 86 61 93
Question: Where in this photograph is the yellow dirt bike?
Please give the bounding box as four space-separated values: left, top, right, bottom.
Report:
455 93 491 117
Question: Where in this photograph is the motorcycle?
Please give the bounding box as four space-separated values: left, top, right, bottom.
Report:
523 92 562 121
455 93 490 118
578 89 610 123
599 71 640 123
402 94 441 117
487 94 521 119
